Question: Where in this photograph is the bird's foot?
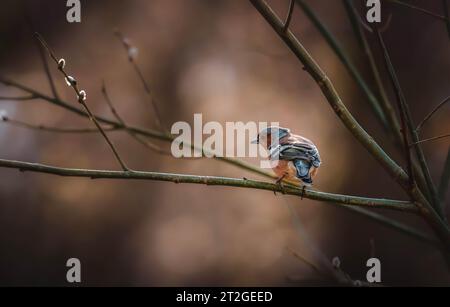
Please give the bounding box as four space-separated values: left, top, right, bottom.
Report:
274 175 287 195
301 185 306 200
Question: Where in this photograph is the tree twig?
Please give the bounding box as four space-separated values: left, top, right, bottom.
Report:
283 0 295 32
372 27 415 190
114 30 165 131
0 157 419 212
287 247 326 276
101 80 171 155
372 27 445 219
444 0 450 39
343 0 434 208
35 34 60 100
0 94 37 101
34 32 130 172
341 205 439 247
387 0 449 22
410 134 450 146
416 96 450 132
342 0 401 143
295 0 389 132
439 147 450 203
1 115 116 133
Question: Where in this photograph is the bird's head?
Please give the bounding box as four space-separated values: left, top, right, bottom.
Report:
251 126 291 149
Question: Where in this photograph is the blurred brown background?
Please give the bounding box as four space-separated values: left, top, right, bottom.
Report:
0 0 449 286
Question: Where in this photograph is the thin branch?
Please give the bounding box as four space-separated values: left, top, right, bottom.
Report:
295 0 389 132
444 0 450 39
341 205 439 247
24 16 60 101
114 30 165 131
372 27 445 219
372 27 415 190
283 0 295 32
416 96 450 132
439 146 450 203
386 0 449 22
0 157 418 212
343 0 431 201
285 199 379 286
342 3 393 125
410 134 450 146
101 80 171 155
34 32 130 172
0 94 37 101
34 33 60 100
287 247 326 276
1 115 116 133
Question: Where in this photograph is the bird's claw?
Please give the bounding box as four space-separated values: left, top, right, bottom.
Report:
301 185 306 200
276 181 287 195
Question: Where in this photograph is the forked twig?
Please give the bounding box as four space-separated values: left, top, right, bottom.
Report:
283 0 295 32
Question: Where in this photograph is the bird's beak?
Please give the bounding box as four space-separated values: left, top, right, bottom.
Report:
251 138 259 144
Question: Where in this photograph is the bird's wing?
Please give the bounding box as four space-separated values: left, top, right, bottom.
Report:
271 142 321 168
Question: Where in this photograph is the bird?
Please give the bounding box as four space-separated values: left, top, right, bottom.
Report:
251 126 321 193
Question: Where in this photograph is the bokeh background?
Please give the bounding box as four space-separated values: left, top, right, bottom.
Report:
0 0 449 286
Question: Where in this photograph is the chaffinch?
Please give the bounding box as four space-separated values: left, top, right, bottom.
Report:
252 126 321 189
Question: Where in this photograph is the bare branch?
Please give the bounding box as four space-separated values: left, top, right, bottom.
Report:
410 134 450 146
372 27 445 219
372 27 415 190
101 80 171 155
1 115 116 133
114 30 165 131
295 0 389 131
0 157 418 212
416 96 450 132
439 147 450 203
34 34 60 100
342 205 439 247
387 0 449 22
283 0 295 32
444 0 450 39
0 94 37 101
34 32 130 172
287 247 325 276
343 0 432 202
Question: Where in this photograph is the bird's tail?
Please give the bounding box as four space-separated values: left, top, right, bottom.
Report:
294 159 313 185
